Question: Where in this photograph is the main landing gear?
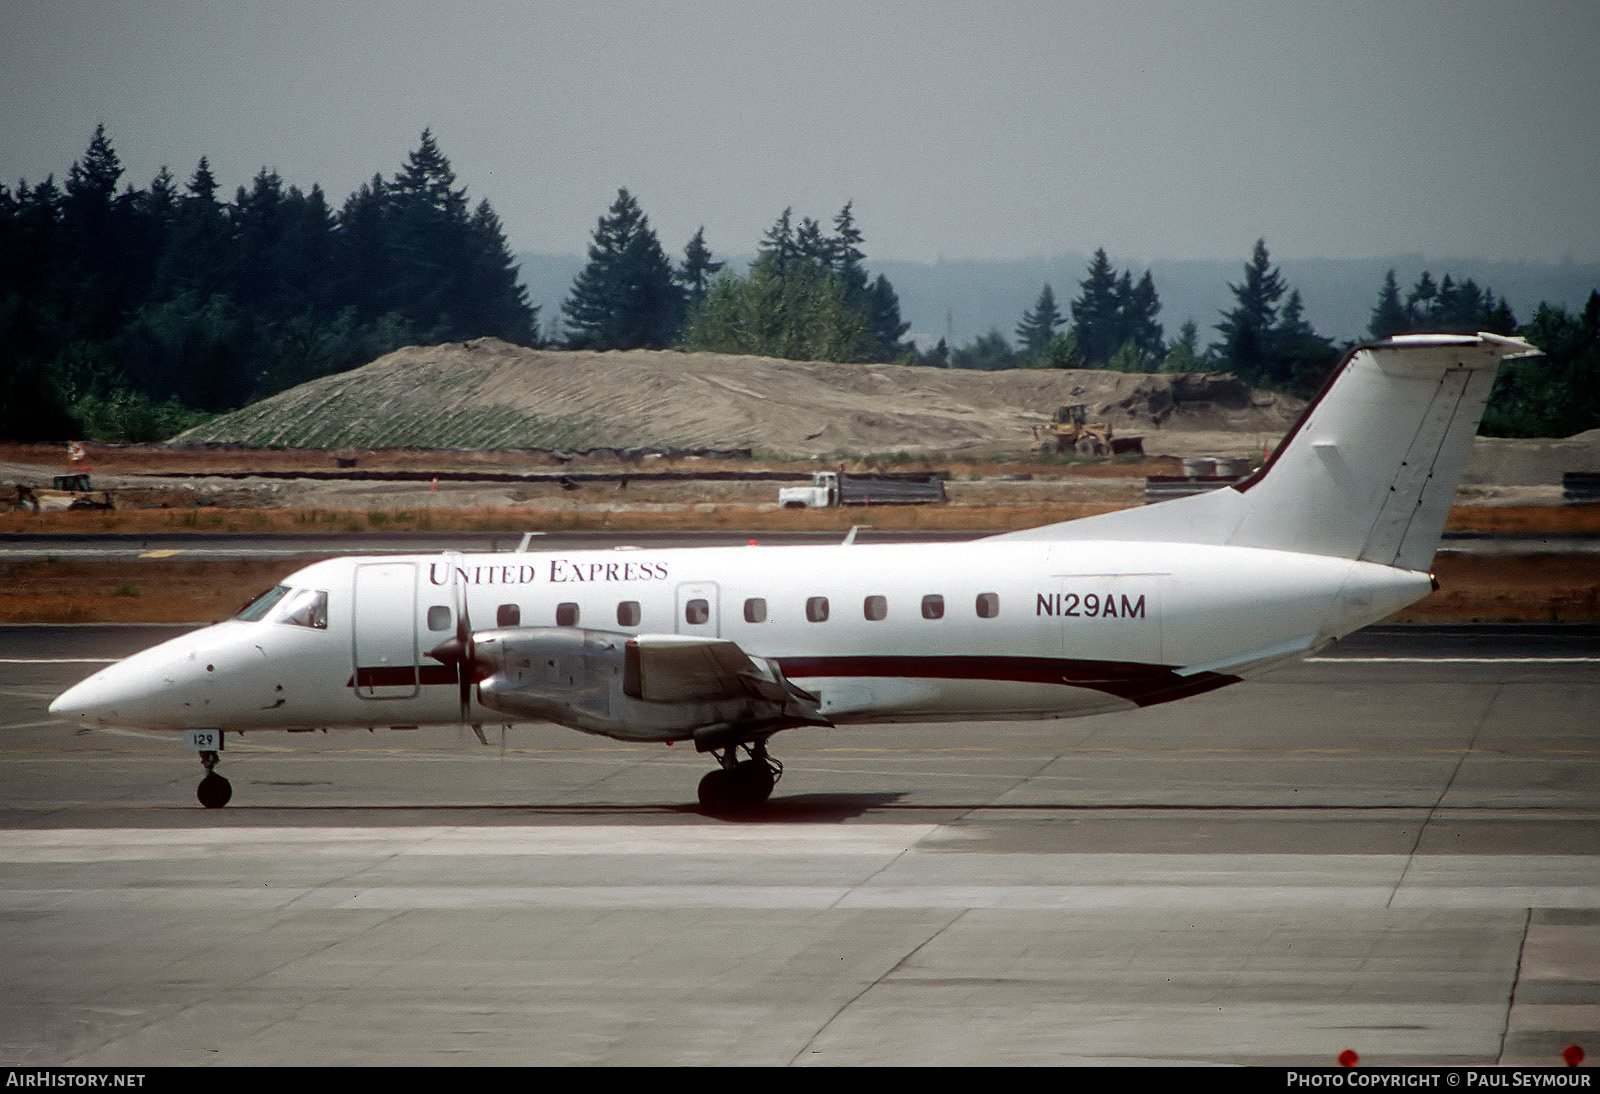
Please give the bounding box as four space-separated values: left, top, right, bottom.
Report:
698 739 783 814
197 750 232 809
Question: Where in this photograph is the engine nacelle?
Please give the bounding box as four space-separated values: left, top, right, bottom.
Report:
469 627 824 743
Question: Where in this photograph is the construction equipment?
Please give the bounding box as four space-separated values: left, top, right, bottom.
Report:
1030 404 1143 457
7 474 114 512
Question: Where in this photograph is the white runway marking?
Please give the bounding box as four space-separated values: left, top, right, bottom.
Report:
4 829 1599 912
0 824 941 862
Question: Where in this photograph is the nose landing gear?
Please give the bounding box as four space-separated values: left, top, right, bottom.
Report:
197 750 232 809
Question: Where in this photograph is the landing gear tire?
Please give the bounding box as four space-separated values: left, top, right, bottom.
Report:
697 745 782 814
197 772 232 809
196 748 231 809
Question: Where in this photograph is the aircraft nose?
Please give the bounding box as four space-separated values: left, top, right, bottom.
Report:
49 642 214 728
48 674 115 722
51 657 172 726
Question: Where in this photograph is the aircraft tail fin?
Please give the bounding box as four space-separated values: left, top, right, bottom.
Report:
996 333 1539 570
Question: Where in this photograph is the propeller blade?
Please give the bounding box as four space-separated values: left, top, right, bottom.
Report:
455 584 473 721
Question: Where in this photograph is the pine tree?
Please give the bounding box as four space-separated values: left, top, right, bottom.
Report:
387 129 471 334
1160 321 1206 373
335 174 397 325
793 216 829 267
1122 269 1165 361
230 168 290 314
187 157 219 204
63 124 123 216
60 125 135 339
1015 284 1065 360
462 199 537 345
563 188 684 350
677 226 723 308
1070 249 1122 365
1213 239 1286 387
864 273 911 360
830 202 867 285
1367 269 1408 339
155 157 231 301
1405 271 1439 328
757 208 797 276
334 132 534 346
1273 289 1339 394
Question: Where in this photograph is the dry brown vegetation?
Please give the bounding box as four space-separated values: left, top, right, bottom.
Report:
1400 554 1600 624
0 559 294 624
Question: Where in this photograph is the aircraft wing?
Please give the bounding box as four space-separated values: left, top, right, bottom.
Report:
466 626 824 742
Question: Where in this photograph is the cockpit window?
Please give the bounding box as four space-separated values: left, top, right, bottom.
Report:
235 585 291 621
234 585 328 629
276 588 329 629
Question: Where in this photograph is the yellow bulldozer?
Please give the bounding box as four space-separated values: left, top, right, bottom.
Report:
1030 404 1143 458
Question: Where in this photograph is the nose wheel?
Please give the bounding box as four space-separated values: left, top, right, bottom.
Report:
196 750 232 809
698 740 782 814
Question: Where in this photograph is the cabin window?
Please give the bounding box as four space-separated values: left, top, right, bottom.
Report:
976 592 1000 619
497 603 521 627
427 605 452 631
617 601 641 627
556 602 579 627
921 594 944 620
684 598 710 625
806 596 830 623
744 598 767 623
863 595 887 621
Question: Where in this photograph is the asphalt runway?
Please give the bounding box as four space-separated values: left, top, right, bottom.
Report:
2 624 1598 1066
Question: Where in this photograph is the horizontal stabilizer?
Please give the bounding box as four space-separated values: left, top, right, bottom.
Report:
1176 633 1318 679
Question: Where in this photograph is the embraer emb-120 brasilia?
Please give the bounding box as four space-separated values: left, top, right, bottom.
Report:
51 333 1539 812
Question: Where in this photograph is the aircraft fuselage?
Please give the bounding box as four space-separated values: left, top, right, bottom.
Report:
52 537 1431 740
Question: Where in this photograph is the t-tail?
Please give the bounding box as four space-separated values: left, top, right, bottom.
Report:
997 332 1540 571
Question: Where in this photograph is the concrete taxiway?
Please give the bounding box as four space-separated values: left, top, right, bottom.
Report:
2 624 1598 1066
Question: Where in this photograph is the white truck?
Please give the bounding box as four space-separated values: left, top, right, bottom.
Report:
778 470 947 509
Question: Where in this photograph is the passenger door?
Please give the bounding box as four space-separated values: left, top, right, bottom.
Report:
352 562 419 699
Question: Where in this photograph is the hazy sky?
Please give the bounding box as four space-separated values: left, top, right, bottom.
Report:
6 1 1598 265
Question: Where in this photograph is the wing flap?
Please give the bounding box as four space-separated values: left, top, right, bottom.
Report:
624 634 789 703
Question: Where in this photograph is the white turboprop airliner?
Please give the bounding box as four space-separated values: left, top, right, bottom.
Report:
51 333 1537 811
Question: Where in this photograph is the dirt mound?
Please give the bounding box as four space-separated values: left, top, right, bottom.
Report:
174 339 1306 457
